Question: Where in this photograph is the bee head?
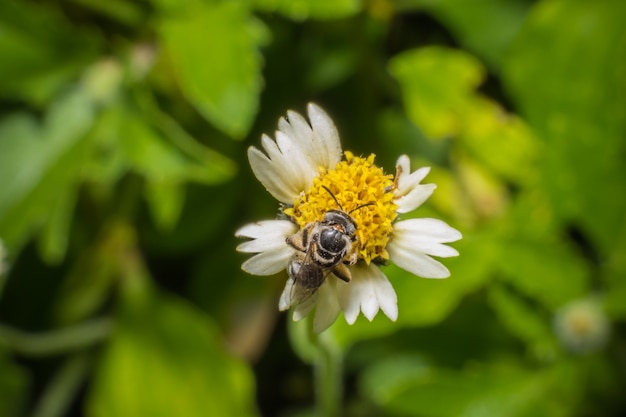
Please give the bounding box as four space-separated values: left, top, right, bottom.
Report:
323 210 357 236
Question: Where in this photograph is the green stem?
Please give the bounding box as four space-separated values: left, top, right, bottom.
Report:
0 317 112 357
288 317 345 416
314 331 343 417
31 353 92 417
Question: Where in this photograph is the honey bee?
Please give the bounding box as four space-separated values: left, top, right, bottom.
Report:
282 187 372 308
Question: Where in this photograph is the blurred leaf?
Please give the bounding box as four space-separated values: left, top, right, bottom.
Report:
144 181 186 231
389 46 539 186
159 1 267 138
496 240 590 310
306 47 358 92
455 155 509 220
54 223 134 325
461 99 539 186
488 284 558 359
363 360 584 417
0 0 101 104
416 0 530 70
119 111 194 182
117 107 233 228
359 354 430 405
0 89 96 253
389 46 483 139
81 107 128 191
87 289 258 417
38 186 78 265
69 0 145 25
0 349 29 417
502 0 626 254
254 0 361 20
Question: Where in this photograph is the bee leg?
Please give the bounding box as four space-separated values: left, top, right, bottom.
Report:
332 263 352 282
286 223 313 252
346 252 358 265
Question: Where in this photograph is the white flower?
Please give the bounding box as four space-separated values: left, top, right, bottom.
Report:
553 298 610 354
236 103 461 332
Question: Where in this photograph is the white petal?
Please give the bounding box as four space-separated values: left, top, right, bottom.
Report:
388 219 459 278
395 184 436 214
293 295 316 321
337 279 361 324
387 243 451 278
374 271 399 321
248 104 343 202
390 226 459 259
279 278 295 311
276 103 342 173
307 103 342 169
241 247 293 276
279 111 313 152
393 155 436 213
274 131 316 186
248 132 316 204
313 281 341 332
235 220 298 260
396 156 430 191
235 220 298 242
393 218 462 244
336 264 398 324
248 146 303 203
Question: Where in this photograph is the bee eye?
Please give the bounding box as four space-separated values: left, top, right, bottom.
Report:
320 228 346 252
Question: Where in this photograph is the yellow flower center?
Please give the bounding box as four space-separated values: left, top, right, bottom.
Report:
283 152 398 264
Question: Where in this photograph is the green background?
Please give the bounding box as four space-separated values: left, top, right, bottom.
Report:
1 0 625 416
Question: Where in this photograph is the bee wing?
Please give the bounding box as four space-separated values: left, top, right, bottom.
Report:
283 246 331 309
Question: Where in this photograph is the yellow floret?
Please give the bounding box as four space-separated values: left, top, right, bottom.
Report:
283 152 397 264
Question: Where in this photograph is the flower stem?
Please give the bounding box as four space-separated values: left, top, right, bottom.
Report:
288 317 345 416
314 331 343 417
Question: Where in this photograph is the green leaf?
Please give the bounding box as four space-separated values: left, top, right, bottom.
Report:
496 240 590 310
0 349 29 417
119 112 193 182
37 186 78 265
389 46 539 185
53 224 133 325
359 354 430 405
389 46 484 139
417 0 530 70
488 284 558 358
159 1 267 138
0 89 96 253
253 0 361 20
0 0 101 104
363 360 584 417
87 290 258 417
144 181 186 231
116 107 234 228
460 99 539 186
502 0 626 254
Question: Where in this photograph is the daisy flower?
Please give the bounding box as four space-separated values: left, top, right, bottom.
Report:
236 104 461 332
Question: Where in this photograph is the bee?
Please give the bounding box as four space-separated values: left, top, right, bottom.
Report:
282 186 372 308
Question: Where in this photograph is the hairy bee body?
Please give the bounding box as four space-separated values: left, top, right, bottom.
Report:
284 209 358 308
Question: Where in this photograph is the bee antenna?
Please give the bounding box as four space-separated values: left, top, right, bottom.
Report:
321 185 344 211
349 202 375 214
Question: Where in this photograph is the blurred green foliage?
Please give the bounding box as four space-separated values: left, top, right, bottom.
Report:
0 0 625 416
